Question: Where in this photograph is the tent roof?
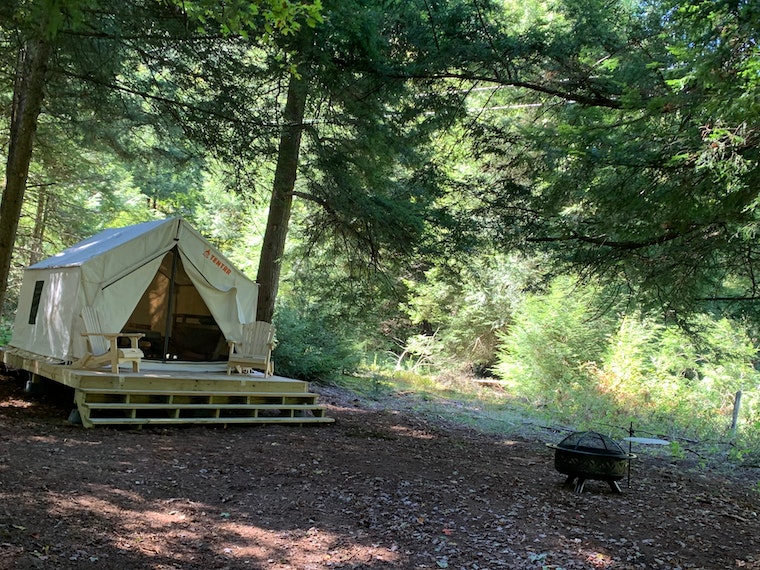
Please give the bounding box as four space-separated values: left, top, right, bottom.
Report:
29 218 172 270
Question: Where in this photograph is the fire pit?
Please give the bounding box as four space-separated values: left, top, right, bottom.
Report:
547 431 636 494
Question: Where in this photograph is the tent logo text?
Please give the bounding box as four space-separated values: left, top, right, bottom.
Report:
203 248 232 275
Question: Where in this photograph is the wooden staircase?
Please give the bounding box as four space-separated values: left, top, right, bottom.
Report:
75 388 332 427
72 374 333 428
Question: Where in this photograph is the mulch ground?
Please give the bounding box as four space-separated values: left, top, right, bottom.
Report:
1 371 759 570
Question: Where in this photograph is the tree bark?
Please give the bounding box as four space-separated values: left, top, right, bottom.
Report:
30 184 51 265
255 73 309 323
0 37 52 315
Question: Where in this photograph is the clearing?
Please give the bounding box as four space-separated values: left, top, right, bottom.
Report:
0 372 758 569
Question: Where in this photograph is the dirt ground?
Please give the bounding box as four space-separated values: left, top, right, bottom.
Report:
1 372 759 570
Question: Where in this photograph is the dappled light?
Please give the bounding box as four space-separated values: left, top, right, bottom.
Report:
1 373 759 569
35 465 406 566
0 395 34 409
1 1 758 568
389 424 437 440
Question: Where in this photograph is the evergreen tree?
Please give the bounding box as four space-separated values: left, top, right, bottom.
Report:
0 0 321 316
461 0 759 317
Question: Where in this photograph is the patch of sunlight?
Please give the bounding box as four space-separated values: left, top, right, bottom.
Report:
0 398 34 408
389 425 436 439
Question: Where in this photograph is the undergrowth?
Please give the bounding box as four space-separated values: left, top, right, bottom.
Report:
330 366 760 470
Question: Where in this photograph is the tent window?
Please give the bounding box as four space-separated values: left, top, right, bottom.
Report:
28 280 45 325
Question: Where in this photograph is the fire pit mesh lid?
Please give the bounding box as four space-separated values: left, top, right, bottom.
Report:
557 431 625 455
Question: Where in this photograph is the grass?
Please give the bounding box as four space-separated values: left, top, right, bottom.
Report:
331 368 555 441
328 366 760 469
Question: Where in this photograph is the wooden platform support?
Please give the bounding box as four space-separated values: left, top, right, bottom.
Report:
2 348 334 428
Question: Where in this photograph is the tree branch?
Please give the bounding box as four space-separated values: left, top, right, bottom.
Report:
55 69 280 128
386 71 624 109
527 227 700 250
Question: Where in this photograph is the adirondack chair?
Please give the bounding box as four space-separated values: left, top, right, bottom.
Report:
79 307 145 373
227 321 275 376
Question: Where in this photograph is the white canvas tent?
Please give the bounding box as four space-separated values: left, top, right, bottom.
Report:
10 217 259 363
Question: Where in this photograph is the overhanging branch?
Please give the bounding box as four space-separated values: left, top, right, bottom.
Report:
527 227 700 250
387 70 624 109
56 69 281 128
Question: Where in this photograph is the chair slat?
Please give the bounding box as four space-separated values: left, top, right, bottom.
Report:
227 321 275 377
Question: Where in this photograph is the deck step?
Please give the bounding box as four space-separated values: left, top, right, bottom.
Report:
78 391 319 403
76 388 314 397
75 387 333 427
83 403 324 410
86 416 333 426
2 348 334 428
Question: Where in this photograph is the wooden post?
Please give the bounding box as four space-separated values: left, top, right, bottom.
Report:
627 422 633 488
730 390 742 435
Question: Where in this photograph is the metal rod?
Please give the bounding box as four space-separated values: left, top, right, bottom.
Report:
162 247 179 362
627 422 633 488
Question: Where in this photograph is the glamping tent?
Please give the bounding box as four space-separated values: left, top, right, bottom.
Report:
10 218 259 363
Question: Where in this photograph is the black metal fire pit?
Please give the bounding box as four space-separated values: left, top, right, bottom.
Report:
547 431 636 494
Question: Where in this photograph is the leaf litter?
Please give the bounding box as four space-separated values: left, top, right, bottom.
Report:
0 375 759 569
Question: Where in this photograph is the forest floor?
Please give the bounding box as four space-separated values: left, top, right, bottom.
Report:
1 370 759 570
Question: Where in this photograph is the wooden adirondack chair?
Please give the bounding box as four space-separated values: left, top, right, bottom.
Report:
227 321 275 376
79 307 145 373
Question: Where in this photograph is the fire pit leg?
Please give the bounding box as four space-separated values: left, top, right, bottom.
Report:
574 478 587 494
608 480 622 493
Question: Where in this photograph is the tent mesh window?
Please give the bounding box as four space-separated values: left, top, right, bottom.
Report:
28 281 45 325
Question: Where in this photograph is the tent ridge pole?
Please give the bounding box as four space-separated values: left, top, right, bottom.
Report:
161 246 179 362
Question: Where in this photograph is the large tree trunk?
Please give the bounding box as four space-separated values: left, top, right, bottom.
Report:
255 73 309 323
0 38 52 315
30 184 51 265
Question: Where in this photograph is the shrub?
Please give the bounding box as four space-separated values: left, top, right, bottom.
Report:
0 317 12 347
494 277 760 457
272 300 362 382
494 276 615 415
590 314 760 440
402 253 542 372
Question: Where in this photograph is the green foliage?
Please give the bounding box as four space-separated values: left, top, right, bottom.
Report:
461 0 760 319
495 277 760 456
179 0 323 38
272 300 362 382
668 440 686 461
402 252 545 372
0 317 12 346
495 276 617 415
592 314 757 438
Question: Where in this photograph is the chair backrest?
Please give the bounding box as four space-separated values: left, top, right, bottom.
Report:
239 321 275 356
81 306 108 355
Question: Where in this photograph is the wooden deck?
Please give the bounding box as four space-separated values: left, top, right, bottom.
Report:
2 348 334 428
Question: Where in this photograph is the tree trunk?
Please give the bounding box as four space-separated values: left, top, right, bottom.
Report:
30 184 51 265
0 38 52 315
255 73 309 323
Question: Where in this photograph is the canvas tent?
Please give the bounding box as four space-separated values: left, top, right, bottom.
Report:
10 218 259 363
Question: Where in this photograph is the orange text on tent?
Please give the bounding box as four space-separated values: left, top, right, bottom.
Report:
204 249 232 275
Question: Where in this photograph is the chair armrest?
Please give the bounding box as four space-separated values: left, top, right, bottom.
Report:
119 333 145 349
82 332 145 349
227 339 240 356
